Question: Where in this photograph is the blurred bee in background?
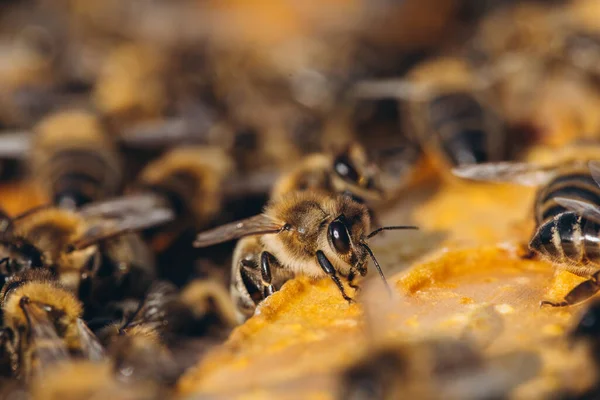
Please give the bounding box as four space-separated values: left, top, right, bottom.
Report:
195 191 417 322
0 269 104 381
465 0 600 148
560 298 600 399
0 208 46 281
79 146 232 250
29 109 122 209
353 56 522 177
92 43 169 128
99 280 237 383
25 109 179 319
271 142 383 204
342 96 423 196
454 157 600 306
3 200 172 321
338 277 540 400
338 337 540 400
28 360 157 400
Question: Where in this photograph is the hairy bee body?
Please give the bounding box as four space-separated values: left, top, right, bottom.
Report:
0 270 104 380
30 110 122 209
11 207 97 292
137 146 232 228
196 191 416 322
271 143 382 204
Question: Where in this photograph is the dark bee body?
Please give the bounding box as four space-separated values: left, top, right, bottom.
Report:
533 164 600 225
529 165 600 286
454 159 600 306
415 91 506 167
29 110 122 209
0 269 104 380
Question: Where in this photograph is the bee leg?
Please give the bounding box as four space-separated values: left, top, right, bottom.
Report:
518 245 537 260
78 252 101 308
260 252 278 298
347 270 360 291
0 257 10 275
541 273 600 307
0 327 17 375
316 250 353 303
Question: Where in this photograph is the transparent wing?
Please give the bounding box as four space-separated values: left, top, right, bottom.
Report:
70 208 175 251
76 319 105 361
0 208 12 234
589 161 600 188
194 214 283 248
451 162 557 186
351 79 431 101
124 281 179 330
79 193 175 222
20 300 70 373
554 197 600 225
0 131 32 159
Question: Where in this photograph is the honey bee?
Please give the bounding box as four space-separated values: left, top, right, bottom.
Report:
340 278 540 400
78 146 232 251
100 280 236 384
271 142 383 204
353 56 517 175
338 336 541 400
195 191 417 320
465 0 600 146
93 43 168 126
571 298 600 365
29 109 123 210
0 269 104 380
2 203 170 314
29 360 157 400
453 159 600 306
0 208 46 280
346 96 423 195
565 298 600 399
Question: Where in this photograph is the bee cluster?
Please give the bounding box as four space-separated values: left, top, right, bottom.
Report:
3 0 600 399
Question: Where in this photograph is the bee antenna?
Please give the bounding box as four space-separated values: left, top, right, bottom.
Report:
367 225 418 239
360 243 392 296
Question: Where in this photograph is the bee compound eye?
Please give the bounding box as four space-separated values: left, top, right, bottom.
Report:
334 154 360 184
329 219 351 254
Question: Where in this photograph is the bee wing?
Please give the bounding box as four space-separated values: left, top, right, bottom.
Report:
70 209 175 251
589 161 600 188
0 208 12 234
451 162 557 186
194 214 284 248
554 197 600 225
351 78 432 101
20 300 70 372
79 193 175 222
125 281 179 329
0 130 32 159
76 319 105 361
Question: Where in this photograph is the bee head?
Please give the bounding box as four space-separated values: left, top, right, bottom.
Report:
332 143 382 198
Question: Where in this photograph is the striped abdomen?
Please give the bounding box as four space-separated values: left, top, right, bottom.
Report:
30 111 123 210
529 211 600 270
42 148 122 209
534 167 600 225
425 92 505 166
